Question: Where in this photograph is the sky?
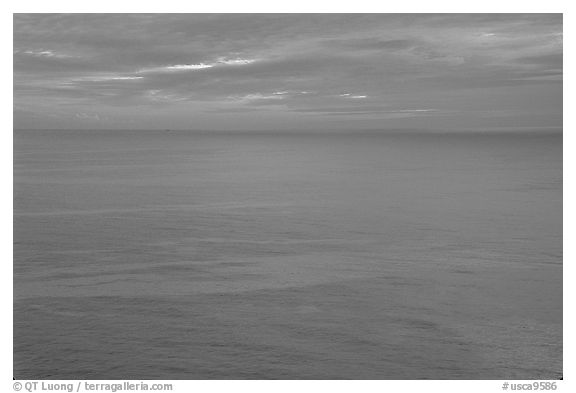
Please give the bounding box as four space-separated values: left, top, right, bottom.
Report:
13 14 562 131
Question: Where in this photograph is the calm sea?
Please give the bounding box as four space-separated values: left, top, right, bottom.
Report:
14 130 562 379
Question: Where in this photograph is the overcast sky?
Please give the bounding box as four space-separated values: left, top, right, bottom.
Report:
13 14 562 131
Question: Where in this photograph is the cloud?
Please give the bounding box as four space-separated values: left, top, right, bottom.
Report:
292 106 437 116
216 58 257 66
515 53 563 68
16 49 74 58
73 75 145 82
13 14 562 130
324 38 419 52
229 93 285 101
134 57 259 76
164 63 214 71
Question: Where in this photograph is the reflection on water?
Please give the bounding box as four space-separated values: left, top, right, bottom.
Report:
14 130 562 379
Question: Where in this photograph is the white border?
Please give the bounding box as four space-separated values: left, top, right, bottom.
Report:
4 3 570 392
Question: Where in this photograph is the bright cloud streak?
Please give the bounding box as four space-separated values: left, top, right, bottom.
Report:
216 58 257 66
165 63 214 70
142 58 258 73
74 75 144 82
18 49 74 58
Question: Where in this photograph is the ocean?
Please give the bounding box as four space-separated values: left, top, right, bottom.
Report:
13 130 562 379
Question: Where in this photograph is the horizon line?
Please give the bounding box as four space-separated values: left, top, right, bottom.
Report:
13 126 563 134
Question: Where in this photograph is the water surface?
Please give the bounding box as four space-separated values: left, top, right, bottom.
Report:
14 130 562 379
